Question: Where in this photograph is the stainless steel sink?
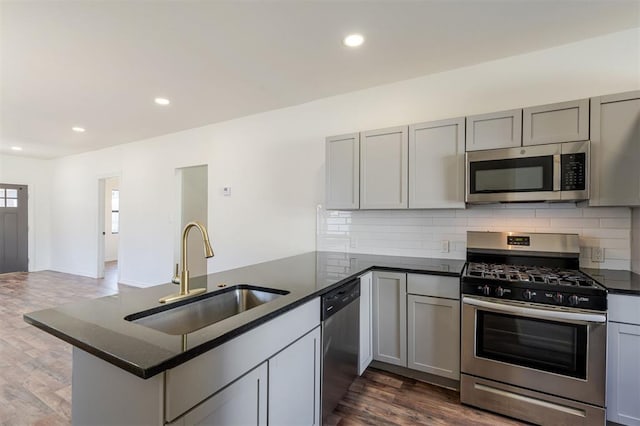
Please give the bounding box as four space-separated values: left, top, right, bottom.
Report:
125 285 289 335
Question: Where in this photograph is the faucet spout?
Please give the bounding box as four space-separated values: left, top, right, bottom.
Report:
160 221 214 304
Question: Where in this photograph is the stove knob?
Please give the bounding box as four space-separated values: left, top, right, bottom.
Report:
569 295 579 306
495 287 505 297
523 289 533 301
554 293 564 304
482 285 491 296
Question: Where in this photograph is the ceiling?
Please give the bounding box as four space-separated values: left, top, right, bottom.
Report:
1 1 639 159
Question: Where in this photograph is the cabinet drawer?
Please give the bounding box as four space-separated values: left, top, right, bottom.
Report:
164 298 320 422
407 274 459 299
608 294 640 325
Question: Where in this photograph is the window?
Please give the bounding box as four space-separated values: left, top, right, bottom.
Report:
0 187 19 208
111 190 119 234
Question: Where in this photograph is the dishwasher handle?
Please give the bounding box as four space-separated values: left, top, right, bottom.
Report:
322 280 360 321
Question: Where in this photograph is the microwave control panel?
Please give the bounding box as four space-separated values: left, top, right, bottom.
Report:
561 153 586 191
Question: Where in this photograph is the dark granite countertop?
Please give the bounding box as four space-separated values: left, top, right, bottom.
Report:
581 268 640 296
24 251 464 379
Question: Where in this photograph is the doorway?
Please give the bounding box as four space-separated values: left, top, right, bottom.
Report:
97 176 120 285
176 165 208 278
0 183 28 273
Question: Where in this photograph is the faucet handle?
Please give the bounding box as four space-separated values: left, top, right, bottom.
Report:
171 263 180 284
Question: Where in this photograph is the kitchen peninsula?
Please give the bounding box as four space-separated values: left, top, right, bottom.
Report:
24 252 464 425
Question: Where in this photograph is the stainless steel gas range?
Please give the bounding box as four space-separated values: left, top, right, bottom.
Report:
460 231 608 426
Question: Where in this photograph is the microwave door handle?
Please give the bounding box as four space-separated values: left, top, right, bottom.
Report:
462 296 607 324
553 154 561 191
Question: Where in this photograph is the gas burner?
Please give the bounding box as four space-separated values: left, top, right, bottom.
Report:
464 262 599 288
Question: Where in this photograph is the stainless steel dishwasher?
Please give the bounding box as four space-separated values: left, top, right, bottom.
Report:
321 278 360 423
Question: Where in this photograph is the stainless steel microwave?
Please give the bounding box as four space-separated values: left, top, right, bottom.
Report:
465 141 589 203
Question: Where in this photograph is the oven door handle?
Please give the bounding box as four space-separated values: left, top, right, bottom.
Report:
462 296 607 324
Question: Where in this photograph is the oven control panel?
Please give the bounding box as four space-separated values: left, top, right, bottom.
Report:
462 282 607 311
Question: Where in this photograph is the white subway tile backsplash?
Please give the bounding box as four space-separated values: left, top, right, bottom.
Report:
583 207 631 218
535 209 583 218
549 218 601 228
600 218 630 229
317 205 632 270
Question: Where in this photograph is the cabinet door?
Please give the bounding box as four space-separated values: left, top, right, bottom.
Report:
269 327 321 426
360 126 408 209
372 271 407 366
407 295 460 380
607 321 640 425
359 272 373 375
590 90 640 206
522 98 589 146
171 363 268 426
326 133 360 210
409 117 465 208
466 109 522 151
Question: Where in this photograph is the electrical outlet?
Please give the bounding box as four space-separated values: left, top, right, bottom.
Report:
440 240 450 253
591 247 605 263
350 238 357 249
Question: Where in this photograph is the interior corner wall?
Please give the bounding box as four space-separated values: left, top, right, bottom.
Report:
633 208 640 274
0 154 53 271
47 28 640 286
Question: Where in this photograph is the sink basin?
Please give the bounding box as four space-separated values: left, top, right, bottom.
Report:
125 285 289 335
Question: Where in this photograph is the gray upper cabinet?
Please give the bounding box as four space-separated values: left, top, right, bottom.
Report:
409 117 465 209
360 126 408 209
522 98 589 146
590 90 640 207
465 109 522 151
325 133 360 210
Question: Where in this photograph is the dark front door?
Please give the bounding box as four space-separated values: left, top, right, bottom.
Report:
0 184 28 273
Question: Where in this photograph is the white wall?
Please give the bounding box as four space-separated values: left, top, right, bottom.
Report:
0 154 52 271
44 27 640 285
632 208 640 273
104 176 120 262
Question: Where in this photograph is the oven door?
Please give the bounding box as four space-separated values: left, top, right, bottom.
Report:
466 144 560 203
461 296 606 406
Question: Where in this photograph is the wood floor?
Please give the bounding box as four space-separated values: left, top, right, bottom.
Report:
0 263 127 425
326 368 525 426
0 264 525 425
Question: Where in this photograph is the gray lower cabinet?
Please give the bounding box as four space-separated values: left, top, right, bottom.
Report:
269 326 321 426
372 271 407 366
407 295 460 380
465 108 522 151
408 117 465 209
407 274 460 381
325 133 360 210
360 126 408 209
170 363 268 426
522 98 589 146
607 294 640 425
359 272 373 375
590 90 640 207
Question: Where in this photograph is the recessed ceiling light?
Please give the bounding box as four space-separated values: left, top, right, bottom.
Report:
154 97 170 106
343 34 364 47
72 126 85 133
11 146 22 151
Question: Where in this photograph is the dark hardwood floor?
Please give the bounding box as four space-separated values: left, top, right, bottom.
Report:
326 368 525 426
1 264 525 425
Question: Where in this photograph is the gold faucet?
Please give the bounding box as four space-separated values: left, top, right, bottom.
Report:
159 221 214 303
